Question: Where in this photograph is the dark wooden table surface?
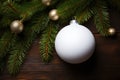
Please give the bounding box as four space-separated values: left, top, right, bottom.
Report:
0 9 120 80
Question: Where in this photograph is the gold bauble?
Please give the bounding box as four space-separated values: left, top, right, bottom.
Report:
49 9 59 21
10 20 23 33
108 27 116 36
42 0 51 6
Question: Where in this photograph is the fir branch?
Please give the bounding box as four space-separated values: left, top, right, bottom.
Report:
75 0 94 24
57 0 82 20
6 0 46 21
31 14 49 34
76 8 92 24
0 31 15 73
7 49 25 75
7 1 20 14
0 31 15 60
7 13 49 75
18 1 47 21
93 0 110 36
40 23 58 63
0 1 19 29
57 0 93 21
7 31 35 75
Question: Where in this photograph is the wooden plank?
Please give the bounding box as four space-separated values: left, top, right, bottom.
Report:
1 7 120 79
0 33 120 80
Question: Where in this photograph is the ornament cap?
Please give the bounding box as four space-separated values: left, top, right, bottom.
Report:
70 20 78 24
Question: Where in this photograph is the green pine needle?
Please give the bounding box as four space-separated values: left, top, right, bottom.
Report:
40 23 58 63
7 13 50 75
8 50 25 75
57 0 82 20
0 31 15 74
0 31 15 59
93 0 110 36
19 1 45 21
76 6 93 24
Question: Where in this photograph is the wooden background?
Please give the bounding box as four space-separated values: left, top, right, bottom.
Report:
0 8 120 80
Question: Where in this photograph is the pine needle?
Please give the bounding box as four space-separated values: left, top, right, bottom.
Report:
93 0 110 36
75 0 93 24
40 23 58 63
57 0 83 20
7 13 49 75
8 49 25 75
0 31 15 60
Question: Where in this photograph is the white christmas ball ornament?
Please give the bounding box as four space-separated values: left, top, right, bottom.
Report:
55 20 95 64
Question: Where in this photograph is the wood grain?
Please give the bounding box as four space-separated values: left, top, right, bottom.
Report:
0 33 120 80
0 8 120 80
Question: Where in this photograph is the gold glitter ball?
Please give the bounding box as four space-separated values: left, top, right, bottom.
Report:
10 20 23 33
49 9 59 21
42 0 51 6
108 27 116 36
